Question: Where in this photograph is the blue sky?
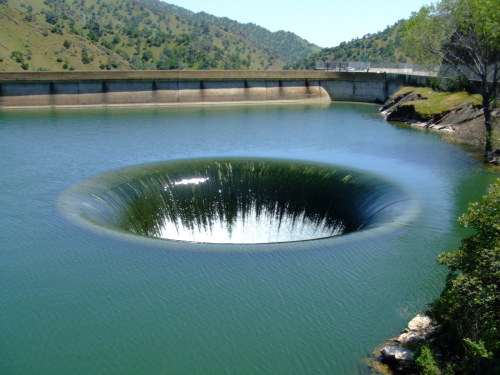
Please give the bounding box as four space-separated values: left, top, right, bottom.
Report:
165 0 433 48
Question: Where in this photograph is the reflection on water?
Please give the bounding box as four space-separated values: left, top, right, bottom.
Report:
63 158 411 244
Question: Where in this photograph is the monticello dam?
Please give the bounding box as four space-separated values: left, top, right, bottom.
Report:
0 70 430 108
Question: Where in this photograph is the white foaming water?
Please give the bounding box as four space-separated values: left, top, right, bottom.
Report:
159 203 345 244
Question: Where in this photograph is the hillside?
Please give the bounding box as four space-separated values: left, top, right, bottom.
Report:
139 0 321 65
1 0 287 71
0 4 131 71
293 20 411 69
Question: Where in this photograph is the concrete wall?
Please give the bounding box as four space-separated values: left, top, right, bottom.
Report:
0 71 424 108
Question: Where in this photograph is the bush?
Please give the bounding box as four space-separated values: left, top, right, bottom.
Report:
443 74 473 93
433 179 500 374
414 345 440 375
10 51 24 63
81 49 93 64
44 11 59 25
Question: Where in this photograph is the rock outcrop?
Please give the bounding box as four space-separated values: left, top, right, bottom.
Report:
398 314 437 345
380 90 490 147
375 314 439 373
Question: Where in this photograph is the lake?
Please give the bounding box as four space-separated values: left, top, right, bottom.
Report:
1 102 495 374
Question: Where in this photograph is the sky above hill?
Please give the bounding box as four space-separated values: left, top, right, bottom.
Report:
166 0 433 47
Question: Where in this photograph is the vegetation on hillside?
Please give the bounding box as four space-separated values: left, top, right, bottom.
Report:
138 0 321 65
1 0 288 71
293 20 411 69
0 4 131 71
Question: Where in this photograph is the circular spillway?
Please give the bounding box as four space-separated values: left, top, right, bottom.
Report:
60 158 414 245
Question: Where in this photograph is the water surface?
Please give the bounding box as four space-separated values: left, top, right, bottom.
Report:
0 102 495 374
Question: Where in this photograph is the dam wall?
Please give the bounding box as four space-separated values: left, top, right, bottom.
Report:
0 71 429 108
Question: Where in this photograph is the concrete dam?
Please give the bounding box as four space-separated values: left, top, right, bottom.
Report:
0 71 429 108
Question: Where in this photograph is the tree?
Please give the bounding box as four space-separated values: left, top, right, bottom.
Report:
44 10 59 25
433 178 499 374
414 345 441 375
404 0 499 161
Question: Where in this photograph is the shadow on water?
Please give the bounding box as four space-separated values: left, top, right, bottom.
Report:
60 158 414 246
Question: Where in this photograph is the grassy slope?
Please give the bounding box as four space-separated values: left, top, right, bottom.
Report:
2 0 287 71
393 86 482 118
390 87 500 152
0 5 131 71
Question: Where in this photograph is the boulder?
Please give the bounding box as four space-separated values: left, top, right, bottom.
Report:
381 346 413 362
397 314 437 344
407 314 433 332
398 331 424 345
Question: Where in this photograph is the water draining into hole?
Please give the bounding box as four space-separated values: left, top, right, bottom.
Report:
60 158 412 245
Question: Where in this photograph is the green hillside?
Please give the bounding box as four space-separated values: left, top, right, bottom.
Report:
0 0 415 73
0 4 131 71
1 0 287 71
139 0 322 65
293 20 411 69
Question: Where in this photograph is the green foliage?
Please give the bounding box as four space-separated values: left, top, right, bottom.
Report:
463 338 493 361
433 178 500 374
138 0 320 64
426 74 474 93
6 0 288 71
414 345 441 375
403 6 446 65
141 49 153 62
404 0 500 68
10 51 25 63
403 0 500 159
112 34 121 45
443 74 473 93
44 10 59 25
81 49 93 64
87 31 99 42
293 20 411 69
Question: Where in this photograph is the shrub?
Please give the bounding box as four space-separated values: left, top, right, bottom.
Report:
10 51 24 63
414 345 440 375
81 49 93 64
434 179 500 374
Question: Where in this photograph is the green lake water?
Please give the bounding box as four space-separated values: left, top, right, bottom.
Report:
0 102 496 374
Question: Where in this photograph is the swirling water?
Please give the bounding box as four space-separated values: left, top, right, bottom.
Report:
61 158 414 245
0 102 496 374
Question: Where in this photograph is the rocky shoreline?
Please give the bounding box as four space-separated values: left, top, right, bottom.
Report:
367 314 439 374
379 89 499 162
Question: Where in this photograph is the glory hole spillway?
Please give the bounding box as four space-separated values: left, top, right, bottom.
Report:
60 158 414 246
